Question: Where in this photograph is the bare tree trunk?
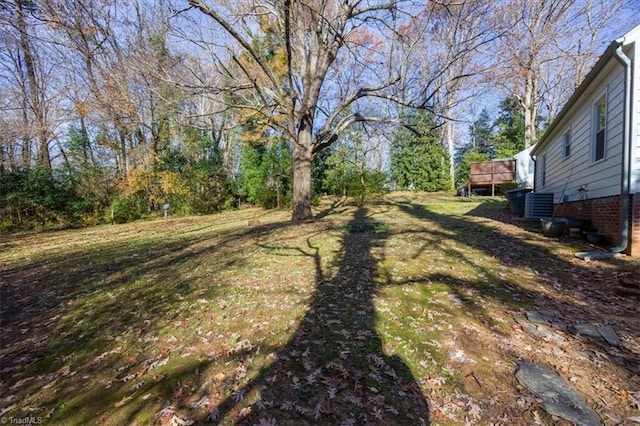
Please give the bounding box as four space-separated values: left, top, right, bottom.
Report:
442 120 455 189
523 70 537 148
291 128 313 221
55 139 70 168
119 131 128 176
20 107 31 169
0 142 5 174
16 0 50 169
79 116 96 166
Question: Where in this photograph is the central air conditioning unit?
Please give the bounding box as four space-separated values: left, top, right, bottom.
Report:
524 192 554 219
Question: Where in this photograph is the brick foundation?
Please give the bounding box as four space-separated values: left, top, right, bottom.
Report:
553 194 640 257
632 194 640 256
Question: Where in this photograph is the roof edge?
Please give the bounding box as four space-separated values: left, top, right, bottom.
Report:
531 39 623 155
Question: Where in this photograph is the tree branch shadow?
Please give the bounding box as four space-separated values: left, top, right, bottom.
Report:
391 198 640 380
207 206 430 424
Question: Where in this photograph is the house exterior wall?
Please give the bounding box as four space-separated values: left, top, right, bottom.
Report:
531 25 640 256
534 65 626 203
553 195 620 244
632 194 640 256
631 40 640 194
553 194 640 256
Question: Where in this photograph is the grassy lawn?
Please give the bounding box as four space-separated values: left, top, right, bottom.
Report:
1 193 639 425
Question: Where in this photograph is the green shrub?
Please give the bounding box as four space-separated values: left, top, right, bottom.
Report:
105 197 144 224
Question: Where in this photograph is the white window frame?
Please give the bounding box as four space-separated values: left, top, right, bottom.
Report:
592 95 607 163
563 128 571 159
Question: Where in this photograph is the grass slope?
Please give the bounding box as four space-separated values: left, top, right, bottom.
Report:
1 194 639 425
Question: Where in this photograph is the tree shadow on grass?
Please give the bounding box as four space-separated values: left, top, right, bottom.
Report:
392 198 640 379
0 218 300 422
208 206 430 425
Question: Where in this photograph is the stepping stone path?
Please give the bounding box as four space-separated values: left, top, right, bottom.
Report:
572 323 601 338
515 311 568 346
570 323 619 346
514 311 622 423
521 311 620 346
520 322 567 346
596 325 619 346
515 361 601 426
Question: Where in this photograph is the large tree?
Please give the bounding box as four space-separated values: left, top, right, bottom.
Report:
391 109 450 192
0 0 59 171
492 97 526 158
416 0 504 187
184 0 396 220
468 109 494 156
494 0 637 148
184 0 493 220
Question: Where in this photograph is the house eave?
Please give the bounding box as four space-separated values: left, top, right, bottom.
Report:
531 39 624 156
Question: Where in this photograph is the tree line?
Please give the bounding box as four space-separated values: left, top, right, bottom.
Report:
0 0 635 230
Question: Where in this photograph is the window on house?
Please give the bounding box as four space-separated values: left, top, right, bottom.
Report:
593 96 606 162
541 153 547 186
563 130 571 158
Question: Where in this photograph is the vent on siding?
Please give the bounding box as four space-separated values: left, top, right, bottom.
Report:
524 192 554 219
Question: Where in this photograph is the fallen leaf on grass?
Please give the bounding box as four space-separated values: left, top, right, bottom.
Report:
385 405 399 415
313 402 323 420
231 389 246 402
0 404 16 416
428 376 446 387
169 414 194 425
280 400 294 411
371 406 383 420
57 365 71 377
190 396 210 408
237 406 252 419
158 402 175 418
114 395 133 408
467 402 482 420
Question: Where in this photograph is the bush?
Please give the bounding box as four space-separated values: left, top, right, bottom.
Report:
105 196 145 224
0 167 76 230
238 140 293 209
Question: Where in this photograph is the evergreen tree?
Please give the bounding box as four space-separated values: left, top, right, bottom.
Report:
493 97 525 158
454 146 491 187
453 108 496 187
469 109 495 156
322 128 387 205
391 110 451 192
311 147 332 199
238 139 293 209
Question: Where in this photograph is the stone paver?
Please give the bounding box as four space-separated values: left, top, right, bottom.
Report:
525 311 550 324
572 323 601 338
515 361 601 426
596 325 619 346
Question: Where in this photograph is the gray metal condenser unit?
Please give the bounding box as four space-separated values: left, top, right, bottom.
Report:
524 192 554 219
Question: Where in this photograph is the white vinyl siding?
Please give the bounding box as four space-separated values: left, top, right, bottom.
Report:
631 41 640 194
535 67 626 203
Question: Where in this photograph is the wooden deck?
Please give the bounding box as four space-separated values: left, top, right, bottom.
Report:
466 159 516 196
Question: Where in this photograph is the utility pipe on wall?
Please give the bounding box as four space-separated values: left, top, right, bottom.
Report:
610 40 632 253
